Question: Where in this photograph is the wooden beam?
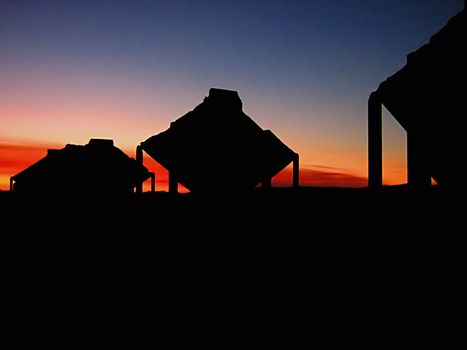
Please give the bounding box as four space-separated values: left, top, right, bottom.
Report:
368 92 382 190
407 131 431 189
169 171 178 194
136 145 143 194
293 153 300 188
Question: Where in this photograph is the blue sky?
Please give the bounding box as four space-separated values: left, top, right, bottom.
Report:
0 0 464 187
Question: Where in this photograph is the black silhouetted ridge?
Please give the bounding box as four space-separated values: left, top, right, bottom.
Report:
141 88 298 192
11 139 150 193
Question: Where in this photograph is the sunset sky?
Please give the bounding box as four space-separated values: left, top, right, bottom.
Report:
0 0 463 191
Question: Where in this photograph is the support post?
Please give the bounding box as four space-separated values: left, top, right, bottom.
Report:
368 92 382 190
136 145 143 194
293 153 299 188
169 171 178 194
407 131 431 189
150 173 155 193
10 178 14 192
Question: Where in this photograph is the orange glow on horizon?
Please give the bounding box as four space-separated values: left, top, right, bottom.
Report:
1 141 372 191
273 164 367 188
0 142 53 190
1 71 402 191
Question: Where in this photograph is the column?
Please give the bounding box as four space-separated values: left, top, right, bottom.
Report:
368 91 382 190
150 173 155 193
293 153 299 188
407 131 431 189
136 145 143 194
169 171 178 194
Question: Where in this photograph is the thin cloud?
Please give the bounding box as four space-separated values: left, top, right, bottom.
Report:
1 143 368 191
273 166 367 188
0 143 47 152
304 164 342 171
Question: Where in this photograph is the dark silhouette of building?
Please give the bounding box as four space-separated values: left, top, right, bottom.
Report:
369 4 465 190
139 88 299 193
10 139 154 194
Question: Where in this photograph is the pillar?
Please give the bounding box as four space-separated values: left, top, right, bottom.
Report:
136 145 143 194
293 153 299 188
10 178 14 192
169 171 178 194
407 131 431 189
150 173 155 193
368 92 382 190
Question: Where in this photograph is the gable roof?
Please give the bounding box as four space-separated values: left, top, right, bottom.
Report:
12 139 150 192
141 88 297 192
375 8 466 187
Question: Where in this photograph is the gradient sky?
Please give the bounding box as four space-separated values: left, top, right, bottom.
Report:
0 0 463 191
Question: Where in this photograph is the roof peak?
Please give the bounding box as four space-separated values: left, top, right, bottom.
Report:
207 88 242 110
209 87 238 95
89 138 114 147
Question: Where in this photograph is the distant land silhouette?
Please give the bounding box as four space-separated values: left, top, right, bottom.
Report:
369 5 465 190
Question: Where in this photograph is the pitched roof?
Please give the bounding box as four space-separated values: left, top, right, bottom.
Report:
12 139 150 192
141 88 297 192
375 8 466 187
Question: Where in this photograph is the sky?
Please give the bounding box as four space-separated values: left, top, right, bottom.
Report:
0 0 463 191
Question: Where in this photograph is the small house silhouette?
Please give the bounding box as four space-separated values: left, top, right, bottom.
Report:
139 88 299 193
369 5 466 189
10 139 154 194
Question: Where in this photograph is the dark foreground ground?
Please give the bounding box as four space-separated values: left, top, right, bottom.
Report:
2 185 461 267
0 185 459 241
1 185 460 233
0 186 462 340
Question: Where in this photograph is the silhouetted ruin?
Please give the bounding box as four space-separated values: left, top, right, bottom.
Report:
369 5 466 190
10 139 154 194
140 88 299 193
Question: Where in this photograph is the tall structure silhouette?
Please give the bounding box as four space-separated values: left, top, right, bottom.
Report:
369 5 465 189
139 88 299 194
10 139 154 193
